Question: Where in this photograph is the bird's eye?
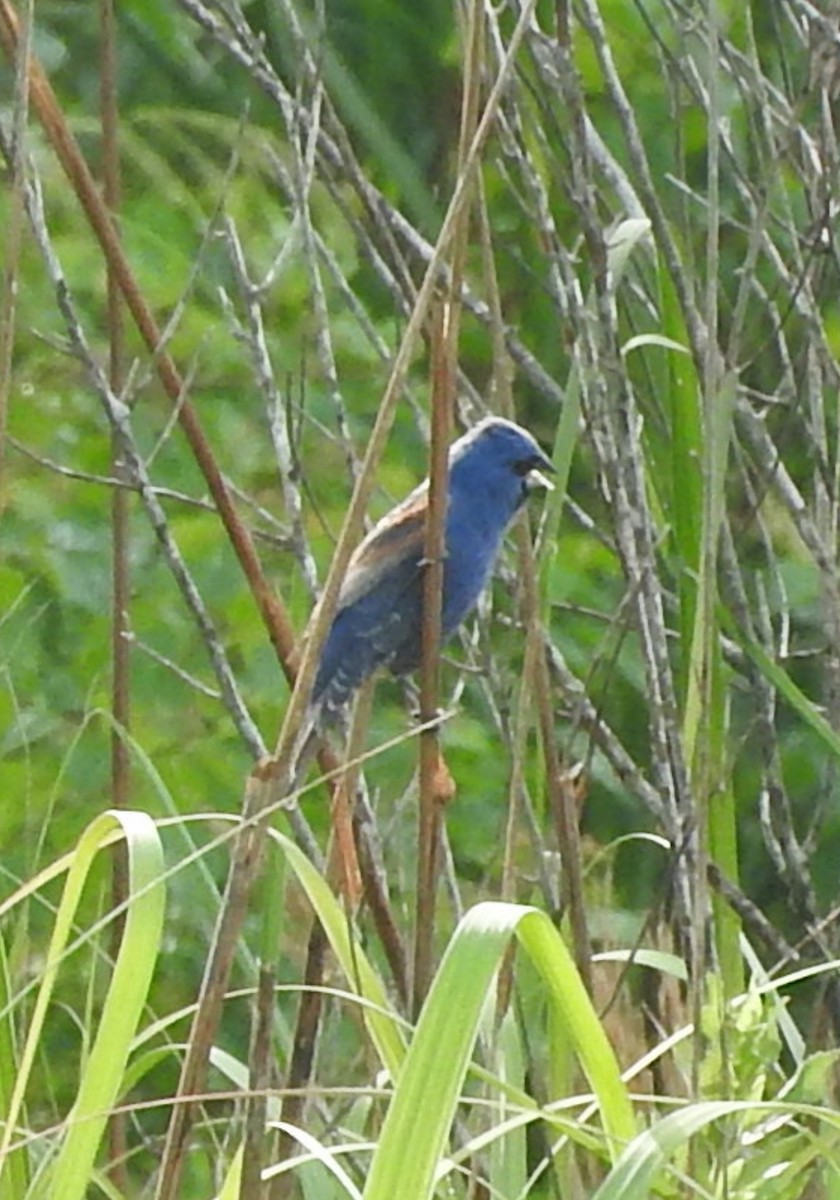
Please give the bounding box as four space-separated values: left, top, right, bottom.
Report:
514 456 538 476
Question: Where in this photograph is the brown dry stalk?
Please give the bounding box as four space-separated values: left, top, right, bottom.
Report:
99 0 130 1188
413 301 453 1017
413 0 486 1018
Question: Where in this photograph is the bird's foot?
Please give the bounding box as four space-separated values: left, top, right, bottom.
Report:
411 705 448 732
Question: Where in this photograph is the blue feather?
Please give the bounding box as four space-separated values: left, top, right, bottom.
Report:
312 417 553 719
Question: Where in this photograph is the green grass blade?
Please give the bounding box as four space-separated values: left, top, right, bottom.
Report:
682 369 742 996
722 611 840 760
45 810 165 1200
363 901 635 1200
591 1100 840 1199
0 929 28 1198
271 830 407 1079
516 909 636 1149
489 1009 527 1200
681 371 734 769
0 811 165 1200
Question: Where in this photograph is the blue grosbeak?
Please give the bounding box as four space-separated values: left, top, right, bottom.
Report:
312 416 554 721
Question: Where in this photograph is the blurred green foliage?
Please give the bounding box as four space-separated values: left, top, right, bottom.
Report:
2 0 835 971
3 0 840 1192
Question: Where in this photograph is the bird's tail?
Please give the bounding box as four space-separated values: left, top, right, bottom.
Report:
311 643 376 724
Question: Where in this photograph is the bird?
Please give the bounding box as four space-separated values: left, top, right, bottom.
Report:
310 416 555 722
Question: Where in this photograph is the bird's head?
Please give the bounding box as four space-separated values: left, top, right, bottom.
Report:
449 417 555 520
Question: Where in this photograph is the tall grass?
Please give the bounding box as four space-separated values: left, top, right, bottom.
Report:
2 0 840 1196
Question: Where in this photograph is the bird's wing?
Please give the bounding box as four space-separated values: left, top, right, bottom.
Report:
337 486 428 611
311 491 428 714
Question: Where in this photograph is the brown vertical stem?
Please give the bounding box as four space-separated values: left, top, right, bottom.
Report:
270 687 372 1199
413 305 453 1017
269 922 327 1200
476 178 527 1021
241 964 275 1200
412 0 485 1016
99 0 129 1187
100 0 127 806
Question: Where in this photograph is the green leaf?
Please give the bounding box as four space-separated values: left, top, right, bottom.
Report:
271 830 408 1080
0 811 165 1200
363 901 635 1200
592 1100 840 1200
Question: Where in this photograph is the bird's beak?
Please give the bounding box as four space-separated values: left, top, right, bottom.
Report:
526 468 554 491
525 454 556 492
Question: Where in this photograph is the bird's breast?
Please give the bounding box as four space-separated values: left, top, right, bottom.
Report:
440 506 508 633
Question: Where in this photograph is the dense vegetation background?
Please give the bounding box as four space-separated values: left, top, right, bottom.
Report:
2 0 840 1196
